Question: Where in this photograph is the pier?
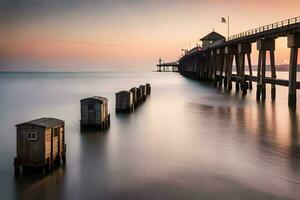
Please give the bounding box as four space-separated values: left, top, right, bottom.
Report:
157 58 179 72
178 16 300 108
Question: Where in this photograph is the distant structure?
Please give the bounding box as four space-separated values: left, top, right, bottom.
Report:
156 58 179 72
200 31 226 47
14 118 66 175
80 96 110 131
115 91 134 113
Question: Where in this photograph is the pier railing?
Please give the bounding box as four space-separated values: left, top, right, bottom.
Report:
228 16 300 41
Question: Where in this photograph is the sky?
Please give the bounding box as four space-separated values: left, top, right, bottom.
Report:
0 0 300 71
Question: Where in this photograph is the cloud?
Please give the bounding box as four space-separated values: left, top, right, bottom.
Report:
56 40 125 48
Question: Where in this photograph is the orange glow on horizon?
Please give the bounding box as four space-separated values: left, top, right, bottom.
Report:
1 0 300 70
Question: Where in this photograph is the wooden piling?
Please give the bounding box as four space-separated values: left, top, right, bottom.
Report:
139 85 147 101
227 54 234 90
239 53 247 96
80 96 110 131
234 54 240 92
224 55 229 88
146 83 151 95
261 50 267 101
270 50 276 101
247 53 253 90
256 51 262 101
219 55 225 87
130 87 138 107
288 33 300 109
288 47 298 108
116 91 134 113
136 87 142 105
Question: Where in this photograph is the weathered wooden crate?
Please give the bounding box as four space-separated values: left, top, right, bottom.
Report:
116 91 134 113
130 87 138 106
14 118 66 176
80 96 110 130
146 83 151 95
136 87 143 104
139 85 147 101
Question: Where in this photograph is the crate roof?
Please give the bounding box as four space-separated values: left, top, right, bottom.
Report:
16 117 64 128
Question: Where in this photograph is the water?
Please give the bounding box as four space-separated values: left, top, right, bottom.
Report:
0 71 300 200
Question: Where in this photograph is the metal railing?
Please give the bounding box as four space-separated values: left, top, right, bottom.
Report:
228 16 300 41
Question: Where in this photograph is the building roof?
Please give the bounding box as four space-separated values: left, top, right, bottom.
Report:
16 117 64 128
81 96 108 103
200 31 225 41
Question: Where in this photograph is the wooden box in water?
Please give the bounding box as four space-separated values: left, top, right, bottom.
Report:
14 118 66 175
146 83 151 95
130 87 138 106
115 91 134 113
136 87 143 104
139 85 147 101
80 96 110 130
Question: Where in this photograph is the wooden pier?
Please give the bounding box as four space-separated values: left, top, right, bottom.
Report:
178 16 300 108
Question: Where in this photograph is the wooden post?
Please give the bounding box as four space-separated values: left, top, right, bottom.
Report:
239 53 247 96
256 51 262 101
235 54 240 91
213 54 219 87
288 33 300 108
228 54 233 90
220 55 226 87
224 54 229 88
198 55 201 79
261 50 267 101
288 47 298 108
257 38 275 101
247 53 253 90
270 50 276 101
238 43 252 93
211 51 216 83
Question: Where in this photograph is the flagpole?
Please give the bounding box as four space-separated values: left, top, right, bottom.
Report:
227 16 230 41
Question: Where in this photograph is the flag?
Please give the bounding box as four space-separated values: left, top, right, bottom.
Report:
221 17 227 23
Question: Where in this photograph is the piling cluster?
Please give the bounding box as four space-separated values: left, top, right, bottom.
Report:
116 83 151 113
14 84 151 176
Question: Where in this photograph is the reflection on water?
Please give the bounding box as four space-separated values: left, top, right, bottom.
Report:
0 72 300 200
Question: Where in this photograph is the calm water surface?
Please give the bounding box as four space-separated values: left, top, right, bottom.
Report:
0 72 300 200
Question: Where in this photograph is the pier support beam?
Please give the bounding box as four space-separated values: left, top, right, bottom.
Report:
211 50 218 86
256 38 276 101
217 48 225 87
225 45 238 91
270 50 276 101
288 33 300 109
238 43 252 96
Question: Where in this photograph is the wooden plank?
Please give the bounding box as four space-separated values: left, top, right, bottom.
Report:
229 74 300 88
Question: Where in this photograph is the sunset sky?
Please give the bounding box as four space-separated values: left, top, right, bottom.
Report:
0 0 300 71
